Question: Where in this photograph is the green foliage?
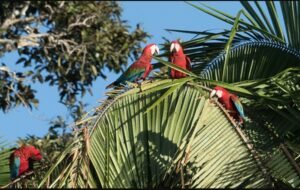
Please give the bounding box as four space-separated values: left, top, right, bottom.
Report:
0 1 149 111
35 81 300 188
0 137 11 186
3 1 300 188
0 67 37 112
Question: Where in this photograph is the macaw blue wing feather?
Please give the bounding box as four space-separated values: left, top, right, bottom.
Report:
230 96 245 119
10 156 20 179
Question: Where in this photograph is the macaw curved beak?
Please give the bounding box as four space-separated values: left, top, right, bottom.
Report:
210 89 217 98
150 45 160 55
170 43 176 52
154 45 160 55
170 43 180 53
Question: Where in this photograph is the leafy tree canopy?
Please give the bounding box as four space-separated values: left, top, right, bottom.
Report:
0 1 149 112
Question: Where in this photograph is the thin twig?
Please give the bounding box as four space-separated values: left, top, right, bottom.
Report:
280 143 300 177
68 15 96 30
83 126 90 188
180 167 185 188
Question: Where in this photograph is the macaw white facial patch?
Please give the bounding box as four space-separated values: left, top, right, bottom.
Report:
170 43 180 52
150 45 159 55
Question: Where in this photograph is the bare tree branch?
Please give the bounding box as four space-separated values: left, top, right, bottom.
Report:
68 15 96 30
0 39 15 44
1 16 46 30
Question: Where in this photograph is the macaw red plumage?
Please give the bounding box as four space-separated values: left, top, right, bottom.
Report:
210 86 245 125
9 145 43 179
169 40 191 79
106 44 159 89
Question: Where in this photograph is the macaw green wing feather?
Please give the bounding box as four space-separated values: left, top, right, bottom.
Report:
116 67 145 84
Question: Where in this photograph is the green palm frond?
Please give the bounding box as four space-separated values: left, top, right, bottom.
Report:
89 85 207 188
243 107 300 188
167 2 300 81
0 137 11 186
185 1 292 44
157 2 300 187
37 81 299 188
199 41 300 82
164 1 300 122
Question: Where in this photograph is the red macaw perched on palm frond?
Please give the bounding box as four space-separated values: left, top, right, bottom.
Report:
106 43 159 89
9 145 43 180
210 86 246 125
169 40 191 79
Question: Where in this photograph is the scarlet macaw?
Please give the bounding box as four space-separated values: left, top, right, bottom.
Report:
169 40 191 79
9 145 43 180
210 86 245 125
106 44 159 89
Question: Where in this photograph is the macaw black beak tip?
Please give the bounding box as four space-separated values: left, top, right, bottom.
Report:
171 48 177 53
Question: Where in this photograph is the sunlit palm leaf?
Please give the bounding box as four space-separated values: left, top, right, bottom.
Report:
164 2 300 187
39 82 275 188
173 99 270 188
29 79 300 188
89 82 300 188
0 137 11 187
88 85 205 188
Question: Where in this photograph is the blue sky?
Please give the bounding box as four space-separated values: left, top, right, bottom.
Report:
0 1 244 144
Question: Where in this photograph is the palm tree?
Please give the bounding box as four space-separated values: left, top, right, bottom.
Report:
4 1 300 188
